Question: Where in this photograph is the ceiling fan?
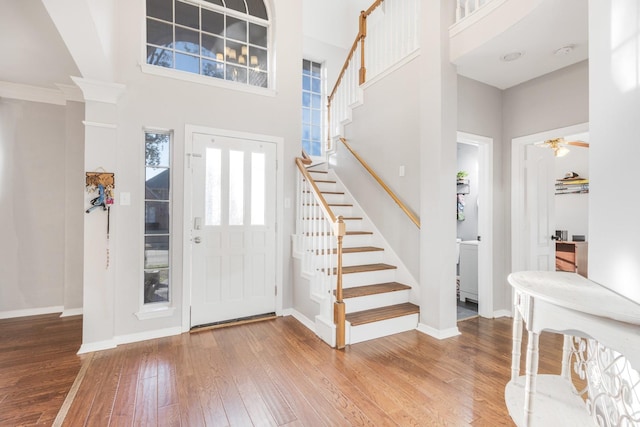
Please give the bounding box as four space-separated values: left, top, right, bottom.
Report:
536 137 589 157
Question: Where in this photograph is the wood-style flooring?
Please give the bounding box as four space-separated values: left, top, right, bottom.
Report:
0 314 566 426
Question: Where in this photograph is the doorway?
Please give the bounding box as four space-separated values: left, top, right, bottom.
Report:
456 132 493 320
511 123 590 275
183 126 284 331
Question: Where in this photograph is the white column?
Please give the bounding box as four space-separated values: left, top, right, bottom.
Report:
416 0 460 339
72 77 126 353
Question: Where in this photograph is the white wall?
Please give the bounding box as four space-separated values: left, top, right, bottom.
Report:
70 0 302 344
339 57 421 279
588 0 640 303
0 99 81 315
502 60 589 306
457 76 505 311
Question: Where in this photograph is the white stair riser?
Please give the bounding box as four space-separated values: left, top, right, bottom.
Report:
345 290 411 313
328 205 354 217
347 313 419 345
342 234 373 247
340 269 397 288
341 251 385 265
303 219 364 231
319 193 346 204
314 182 338 192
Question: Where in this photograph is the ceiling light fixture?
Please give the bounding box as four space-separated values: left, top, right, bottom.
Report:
501 51 523 62
554 45 575 56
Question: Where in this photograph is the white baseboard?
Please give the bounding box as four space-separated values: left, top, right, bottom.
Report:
60 308 83 317
493 309 512 318
416 322 461 340
115 326 182 346
315 315 336 347
0 305 64 320
77 326 182 354
77 339 117 354
289 309 315 331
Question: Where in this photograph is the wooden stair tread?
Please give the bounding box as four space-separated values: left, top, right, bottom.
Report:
340 282 411 299
306 231 373 237
303 203 353 207
341 263 397 274
304 217 363 220
313 180 336 183
304 190 345 195
346 303 419 326
307 170 328 174
322 263 397 275
316 246 384 255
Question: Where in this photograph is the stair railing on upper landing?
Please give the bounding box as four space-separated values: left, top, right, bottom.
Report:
327 0 420 147
295 152 347 349
454 0 492 22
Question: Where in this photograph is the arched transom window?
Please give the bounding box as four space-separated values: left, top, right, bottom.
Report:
146 0 270 88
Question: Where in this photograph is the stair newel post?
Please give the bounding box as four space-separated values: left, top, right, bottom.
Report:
334 216 346 349
359 11 367 85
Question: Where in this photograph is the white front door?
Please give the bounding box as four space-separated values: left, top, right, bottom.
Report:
189 132 276 327
525 143 556 271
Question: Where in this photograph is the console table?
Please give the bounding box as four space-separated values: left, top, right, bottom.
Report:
506 271 640 426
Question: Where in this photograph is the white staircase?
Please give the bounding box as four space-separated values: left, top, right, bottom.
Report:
299 165 419 346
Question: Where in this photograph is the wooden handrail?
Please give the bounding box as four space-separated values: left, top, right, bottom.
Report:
338 138 420 228
295 157 346 349
327 0 386 105
295 158 337 224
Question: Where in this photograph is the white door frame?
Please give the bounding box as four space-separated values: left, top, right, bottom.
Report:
511 122 589 274
182 124 284 332
457 132 493 318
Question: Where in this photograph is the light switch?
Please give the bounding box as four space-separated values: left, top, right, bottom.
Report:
120 192 131 206
399 165 405 177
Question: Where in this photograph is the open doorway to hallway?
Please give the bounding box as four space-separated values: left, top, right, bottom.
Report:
456 132 494 321
511 123 590 277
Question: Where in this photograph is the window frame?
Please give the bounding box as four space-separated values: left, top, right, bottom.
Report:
137 128 176 320
301 58 326 159
143 0 274 92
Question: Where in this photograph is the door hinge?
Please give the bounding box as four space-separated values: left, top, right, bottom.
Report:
275 286 278 296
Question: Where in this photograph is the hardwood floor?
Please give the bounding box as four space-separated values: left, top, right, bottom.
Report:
0 314 566 426
0 314 84 426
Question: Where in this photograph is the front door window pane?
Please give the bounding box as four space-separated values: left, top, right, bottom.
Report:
229 150 244 225
205 147 222 226
251 152 265 225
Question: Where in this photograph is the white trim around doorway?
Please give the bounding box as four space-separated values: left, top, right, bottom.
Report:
181 124 285 333
510 122 589 274
457 131 494 318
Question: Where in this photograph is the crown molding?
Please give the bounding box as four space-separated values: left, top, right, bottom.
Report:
0 81 66 105
70 77 126 104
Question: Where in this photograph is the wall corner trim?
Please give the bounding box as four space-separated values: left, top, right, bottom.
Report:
71 77 126 104
416 323 461 340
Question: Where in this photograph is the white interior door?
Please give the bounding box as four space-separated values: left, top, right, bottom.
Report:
525 144 556 271
190 133 276 327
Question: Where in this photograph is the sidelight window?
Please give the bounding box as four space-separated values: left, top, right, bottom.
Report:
144 131 172 305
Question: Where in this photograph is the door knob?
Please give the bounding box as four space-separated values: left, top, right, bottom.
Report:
551 235 559 240
193 236 202 244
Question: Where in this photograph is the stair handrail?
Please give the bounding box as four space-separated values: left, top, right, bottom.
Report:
295 156 347 349
328 1 383 104
339 137 420 228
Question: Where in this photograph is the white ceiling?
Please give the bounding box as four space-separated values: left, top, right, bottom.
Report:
0 0 588 92
0 1 79 89
453 0 589 89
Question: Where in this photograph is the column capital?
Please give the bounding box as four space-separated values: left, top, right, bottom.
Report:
71 77 125 104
